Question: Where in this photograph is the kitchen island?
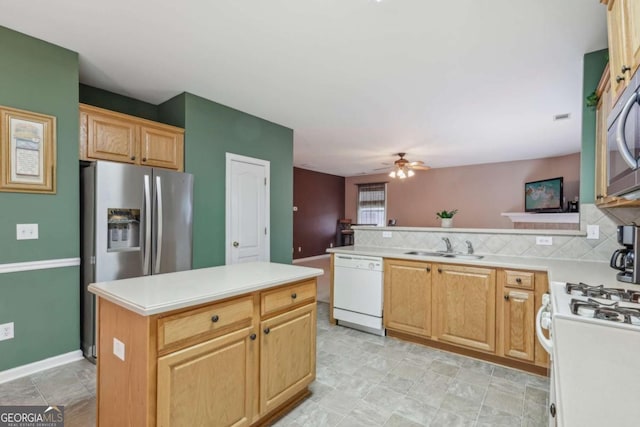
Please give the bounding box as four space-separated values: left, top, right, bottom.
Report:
89 262 323 427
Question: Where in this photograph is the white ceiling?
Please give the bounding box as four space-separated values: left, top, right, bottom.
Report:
1 0 607 177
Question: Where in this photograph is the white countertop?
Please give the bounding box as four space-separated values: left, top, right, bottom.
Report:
88 262 324 316
327 246 617 287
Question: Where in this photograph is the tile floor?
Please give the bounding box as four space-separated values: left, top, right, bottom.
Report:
0 302 549 426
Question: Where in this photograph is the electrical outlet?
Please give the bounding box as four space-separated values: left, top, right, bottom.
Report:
297 247 302 252
382 231 392 238
586 224 600 239
536 236 553 246
113 337 125 361
16 224 38 240
0 322 14 341
329 242 333 248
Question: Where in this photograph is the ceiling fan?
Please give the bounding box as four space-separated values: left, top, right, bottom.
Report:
376 153 430 179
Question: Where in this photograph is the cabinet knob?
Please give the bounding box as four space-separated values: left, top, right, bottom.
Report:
211 315 219 323
515 277 522 284
437 268 442 273
622 65 631 73
426 267 431 272
596 194 604 199
291 293 297 299
130 156 136 161
504 294 510 301
250 333 257 340
142 157 147 162
616 75 626 83
264 327 270 335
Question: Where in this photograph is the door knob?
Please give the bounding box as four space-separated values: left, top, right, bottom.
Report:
233 241 239 247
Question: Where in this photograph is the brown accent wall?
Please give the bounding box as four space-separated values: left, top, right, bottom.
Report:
294 168 345 259
345 153 580 229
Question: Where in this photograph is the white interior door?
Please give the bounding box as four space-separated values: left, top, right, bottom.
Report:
226 153 270 264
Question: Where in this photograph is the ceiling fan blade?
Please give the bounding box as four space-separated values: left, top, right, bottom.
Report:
373 166 390 171
409 160 424 166
411 165 431 171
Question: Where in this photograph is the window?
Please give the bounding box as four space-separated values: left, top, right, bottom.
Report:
356 183 386 226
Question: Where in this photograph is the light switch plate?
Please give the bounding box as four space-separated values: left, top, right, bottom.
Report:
113 337 125 361
382 231 392 238
536 236 553 246
16 224 38 240
586 224 600 239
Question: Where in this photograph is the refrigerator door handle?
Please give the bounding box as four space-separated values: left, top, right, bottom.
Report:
154 175 163 274
143 174 152 275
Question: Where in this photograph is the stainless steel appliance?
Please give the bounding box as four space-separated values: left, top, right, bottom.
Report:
607 68 640 199
80 161 194 360
333 254 385 336
536 281 640 427
610 225 640 283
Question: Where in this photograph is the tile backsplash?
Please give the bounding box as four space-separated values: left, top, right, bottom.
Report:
353 204 640 262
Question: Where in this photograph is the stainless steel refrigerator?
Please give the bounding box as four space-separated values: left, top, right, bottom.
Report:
80 161 194 360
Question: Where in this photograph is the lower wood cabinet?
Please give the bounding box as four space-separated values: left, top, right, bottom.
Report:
157 326 256 427
96 279 317 427
434 264 496 353
260 303 316 415
500 288 535 361
384 259 432 337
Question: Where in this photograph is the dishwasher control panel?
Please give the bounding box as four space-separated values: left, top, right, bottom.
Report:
334 255 383 271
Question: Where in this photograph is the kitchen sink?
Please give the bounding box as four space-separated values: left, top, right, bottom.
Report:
404 251 484 260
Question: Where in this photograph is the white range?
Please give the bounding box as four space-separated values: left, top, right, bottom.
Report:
537 280 640 427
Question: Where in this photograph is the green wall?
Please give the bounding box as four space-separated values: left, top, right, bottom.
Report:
0 26 80 370
580 49 608 204
79 83 159 121
160 93 294 268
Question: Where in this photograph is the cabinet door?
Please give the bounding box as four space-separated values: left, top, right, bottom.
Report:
85 112 138 163
384 259 431 337
608 0 629 99
626 0 640 77
260 303 316 415
157 326 256 427
140 125 183 171
501 289 535 362
434 264 496 353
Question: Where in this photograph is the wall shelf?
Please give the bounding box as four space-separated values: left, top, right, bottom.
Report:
501 212 579 224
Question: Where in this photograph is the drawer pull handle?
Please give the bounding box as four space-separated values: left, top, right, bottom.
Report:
142 157 147 162
515 277 522 283
264 327 270 335
437 268 442 273
250 333 257 340
130 156 136 161
504 294 510 301
291 293 297 299
426 267 431 272
211 315 219 323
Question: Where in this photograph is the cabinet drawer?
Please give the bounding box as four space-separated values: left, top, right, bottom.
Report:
504 270 534 290
261 280 316 317
158 295 254 351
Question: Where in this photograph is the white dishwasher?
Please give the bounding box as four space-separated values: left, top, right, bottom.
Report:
333 254 385 336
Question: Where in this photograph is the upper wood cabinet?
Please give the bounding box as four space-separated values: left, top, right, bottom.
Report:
79 104 184 171
606 0 640 100
433 264 496 353
383 259 432 337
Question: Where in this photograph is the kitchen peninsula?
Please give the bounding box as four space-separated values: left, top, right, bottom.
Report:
88 262 323 427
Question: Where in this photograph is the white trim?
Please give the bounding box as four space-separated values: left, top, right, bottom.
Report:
501 212 580 224
225 153 271 265
292 254 331 264
0 257 80 274
0 350 84 384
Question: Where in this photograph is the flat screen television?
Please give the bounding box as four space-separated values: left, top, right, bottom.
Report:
525 177 564 212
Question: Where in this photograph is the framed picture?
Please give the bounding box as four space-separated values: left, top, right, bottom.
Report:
0 106 56 194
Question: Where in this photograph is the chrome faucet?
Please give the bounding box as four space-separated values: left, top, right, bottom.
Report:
466 240 474 255
442 237 453 253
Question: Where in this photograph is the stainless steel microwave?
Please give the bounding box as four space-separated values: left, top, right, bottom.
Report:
607 70 640 199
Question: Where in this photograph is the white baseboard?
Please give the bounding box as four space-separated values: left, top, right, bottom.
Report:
293 254 331 264
0 350 84 384
0 257 80 274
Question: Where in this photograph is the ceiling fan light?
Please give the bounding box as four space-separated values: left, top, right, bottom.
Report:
408 169 415 177
397 169 406 179
389 171 396 178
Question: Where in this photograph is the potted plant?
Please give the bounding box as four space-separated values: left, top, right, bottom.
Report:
436 209 458 228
